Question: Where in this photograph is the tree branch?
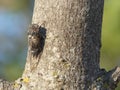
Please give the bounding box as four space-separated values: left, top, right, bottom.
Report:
105 66 120 90
90 66 120 90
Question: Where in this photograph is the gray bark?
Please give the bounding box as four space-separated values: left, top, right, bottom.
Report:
0 0 120 90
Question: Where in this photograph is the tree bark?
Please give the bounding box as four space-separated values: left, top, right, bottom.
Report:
0 0 120 90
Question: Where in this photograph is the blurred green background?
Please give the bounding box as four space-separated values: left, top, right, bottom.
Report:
100 0 120 89
0 0 33 80
0 0 120 89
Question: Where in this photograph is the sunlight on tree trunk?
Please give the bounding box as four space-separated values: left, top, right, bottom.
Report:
0 0 120 90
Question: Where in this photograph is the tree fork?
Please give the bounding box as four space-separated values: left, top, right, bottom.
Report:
0 0 120 90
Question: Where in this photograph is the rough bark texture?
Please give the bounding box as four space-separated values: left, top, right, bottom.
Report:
0 79 14 90
24 0 104 89
0 0 120 90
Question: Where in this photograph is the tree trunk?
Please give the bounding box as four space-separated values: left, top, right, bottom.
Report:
0 0 120 90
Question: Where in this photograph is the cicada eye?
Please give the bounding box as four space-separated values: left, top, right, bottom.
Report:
34 31 38 35
32 24 39 30
31 32 34 36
